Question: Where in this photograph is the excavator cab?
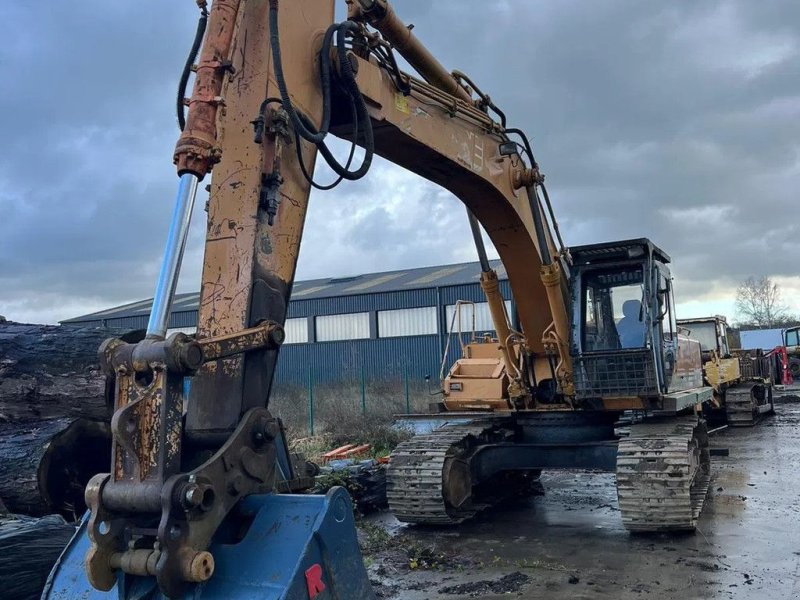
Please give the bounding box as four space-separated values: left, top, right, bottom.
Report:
570 238 703 406
677 316 732 362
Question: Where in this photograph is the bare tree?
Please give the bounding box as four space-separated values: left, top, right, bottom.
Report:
735 276 790 328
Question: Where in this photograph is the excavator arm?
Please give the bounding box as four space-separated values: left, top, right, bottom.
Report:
46 1 574 597
185 0 575 438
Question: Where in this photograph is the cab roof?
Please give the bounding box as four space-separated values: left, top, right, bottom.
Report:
569 238 670 266
677 316 729 326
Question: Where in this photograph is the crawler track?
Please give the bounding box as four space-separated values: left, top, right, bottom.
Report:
616 417 710 532
725 383 773 427
387 421 494 525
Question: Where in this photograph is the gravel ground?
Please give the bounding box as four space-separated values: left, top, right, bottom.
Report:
364 398 800 599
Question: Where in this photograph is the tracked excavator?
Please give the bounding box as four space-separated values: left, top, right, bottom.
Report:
388 239 714 532
44 0 715 597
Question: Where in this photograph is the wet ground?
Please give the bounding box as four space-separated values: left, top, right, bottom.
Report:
365 397 800 599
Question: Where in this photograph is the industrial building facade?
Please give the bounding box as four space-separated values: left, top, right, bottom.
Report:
62 261 514 385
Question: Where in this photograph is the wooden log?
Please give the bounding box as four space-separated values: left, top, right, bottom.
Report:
0 514 76 600
0 322 135 519
0 322 142 424
0 419 110 519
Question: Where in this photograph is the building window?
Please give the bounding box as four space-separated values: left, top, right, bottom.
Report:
283 317 309 344
378 306 438 338
445 301 512 334
315 312 370 341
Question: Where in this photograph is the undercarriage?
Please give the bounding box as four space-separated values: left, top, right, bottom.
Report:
723 382 775 427
388 411 711 532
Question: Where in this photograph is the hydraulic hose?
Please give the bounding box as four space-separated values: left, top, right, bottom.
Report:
268 1 334 143
326 21 374 180
505 127 537 168
295 101 359 190
177 5 209 131
268 0 373 183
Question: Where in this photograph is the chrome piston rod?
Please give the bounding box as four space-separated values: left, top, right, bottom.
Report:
146 173 200 338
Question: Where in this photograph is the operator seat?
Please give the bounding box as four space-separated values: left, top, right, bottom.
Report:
617 299 645 348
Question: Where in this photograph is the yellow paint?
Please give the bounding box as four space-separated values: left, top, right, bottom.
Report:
704 356 741 388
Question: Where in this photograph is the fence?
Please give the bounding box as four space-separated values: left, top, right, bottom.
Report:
269 366 435 437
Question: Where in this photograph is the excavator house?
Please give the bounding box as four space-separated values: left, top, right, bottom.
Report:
44 0 717 598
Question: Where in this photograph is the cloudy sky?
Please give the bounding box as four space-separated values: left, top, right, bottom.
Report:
1 0 799 325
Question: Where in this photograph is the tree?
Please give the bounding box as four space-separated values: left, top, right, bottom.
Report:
735 276 791 329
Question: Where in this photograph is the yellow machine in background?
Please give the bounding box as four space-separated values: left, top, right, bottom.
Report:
678 316 775 426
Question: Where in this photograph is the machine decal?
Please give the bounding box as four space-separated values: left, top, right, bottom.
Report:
305 563 326 598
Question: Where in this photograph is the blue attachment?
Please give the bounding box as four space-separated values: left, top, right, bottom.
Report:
43 488 376 600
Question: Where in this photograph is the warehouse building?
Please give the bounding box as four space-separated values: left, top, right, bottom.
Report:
62 260 514 385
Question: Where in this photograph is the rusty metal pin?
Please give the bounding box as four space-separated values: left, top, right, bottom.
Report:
183 551 215 582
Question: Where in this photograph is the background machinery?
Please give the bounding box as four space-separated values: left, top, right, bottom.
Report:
739 325 799 380
43 0 722 597
784 325 800 379
678 316 779 426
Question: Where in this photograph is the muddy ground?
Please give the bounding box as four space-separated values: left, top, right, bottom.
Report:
362 397 800 599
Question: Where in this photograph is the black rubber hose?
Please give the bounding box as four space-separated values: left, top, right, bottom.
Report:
504 125 566 254
269 1 373 181
269 1 335 143
177 6 208 131
295 101 359 190
375 44 410 95
294 22 373 181
324 21 374 179
489 102 507 129
505 127 537 168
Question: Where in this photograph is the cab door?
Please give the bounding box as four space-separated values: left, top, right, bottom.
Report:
656 271 703 393
653 269 677 392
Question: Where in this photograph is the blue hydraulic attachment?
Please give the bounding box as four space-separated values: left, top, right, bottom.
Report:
43 487 376 600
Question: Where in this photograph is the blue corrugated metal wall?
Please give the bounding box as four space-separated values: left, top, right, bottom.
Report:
65 281 514 385
277 336 443 384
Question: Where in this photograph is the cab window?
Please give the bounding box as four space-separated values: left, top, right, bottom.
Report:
583 267 645 350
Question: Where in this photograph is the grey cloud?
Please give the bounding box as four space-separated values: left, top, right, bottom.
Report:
1 0 799 324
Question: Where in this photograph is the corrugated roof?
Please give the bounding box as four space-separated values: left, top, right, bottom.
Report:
62 259 505 324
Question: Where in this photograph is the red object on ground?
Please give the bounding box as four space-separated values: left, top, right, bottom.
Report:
321 443 372 462
340 444 371 458
321 444 356 461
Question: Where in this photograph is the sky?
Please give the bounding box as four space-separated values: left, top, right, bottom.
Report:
1 0 799 325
